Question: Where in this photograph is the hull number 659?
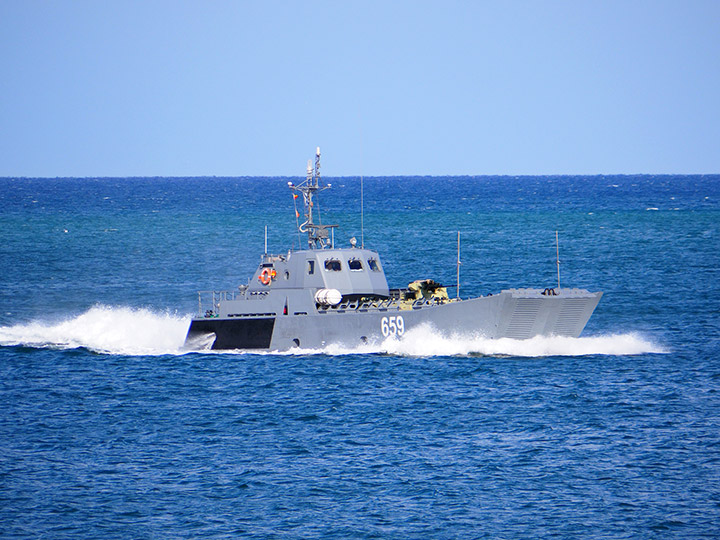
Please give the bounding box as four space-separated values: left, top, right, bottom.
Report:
380 315 405 337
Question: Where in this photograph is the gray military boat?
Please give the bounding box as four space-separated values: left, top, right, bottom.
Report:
184 148 602 351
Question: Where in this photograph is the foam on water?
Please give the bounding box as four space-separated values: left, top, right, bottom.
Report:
0 305 191 356
313 323 667 357
0 308 666 358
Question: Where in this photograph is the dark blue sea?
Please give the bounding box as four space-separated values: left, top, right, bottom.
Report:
1 175 719 539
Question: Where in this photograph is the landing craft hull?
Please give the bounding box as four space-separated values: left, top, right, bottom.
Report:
184 288 602 351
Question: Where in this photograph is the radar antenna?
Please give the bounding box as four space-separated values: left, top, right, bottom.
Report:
287 147 337 249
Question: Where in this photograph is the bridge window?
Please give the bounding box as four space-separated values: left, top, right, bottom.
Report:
348 259 363 271
367 258 381 271
307 260 315 274
324 259 342 272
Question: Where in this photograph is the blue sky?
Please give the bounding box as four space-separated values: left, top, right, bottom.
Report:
1 0 719 177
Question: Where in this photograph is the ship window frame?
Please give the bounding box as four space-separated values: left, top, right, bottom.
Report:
307 260 315 275
348 258 363 271
324 259 342 272
367 258 381 272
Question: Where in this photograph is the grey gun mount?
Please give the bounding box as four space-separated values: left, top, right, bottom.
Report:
185 149 602 351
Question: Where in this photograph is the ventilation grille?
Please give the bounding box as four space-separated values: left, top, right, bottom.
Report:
506 300 541 339
553 299 587 336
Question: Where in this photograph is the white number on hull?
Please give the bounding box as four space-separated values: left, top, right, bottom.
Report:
381 315 405 337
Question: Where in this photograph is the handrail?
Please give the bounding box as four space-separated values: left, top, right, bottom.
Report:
196 289 239 316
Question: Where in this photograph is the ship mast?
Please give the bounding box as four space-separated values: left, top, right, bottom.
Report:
288 147 337 249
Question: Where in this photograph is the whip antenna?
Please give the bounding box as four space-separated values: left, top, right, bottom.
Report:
360 173 364 249
556 230 561 290
360 135 365 249
456 231 461 299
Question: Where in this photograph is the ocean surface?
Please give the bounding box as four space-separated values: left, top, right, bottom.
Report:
1 174 718 539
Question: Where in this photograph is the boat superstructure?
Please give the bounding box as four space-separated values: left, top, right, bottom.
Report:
184 148 602 351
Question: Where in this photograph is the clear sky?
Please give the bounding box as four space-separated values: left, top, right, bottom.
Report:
1 0 719 177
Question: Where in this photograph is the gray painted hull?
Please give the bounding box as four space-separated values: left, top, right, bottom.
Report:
186 288 602 351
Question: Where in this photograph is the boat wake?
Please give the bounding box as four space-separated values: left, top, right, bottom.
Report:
0 307 667 358
0 305 191 356
342 324 668 357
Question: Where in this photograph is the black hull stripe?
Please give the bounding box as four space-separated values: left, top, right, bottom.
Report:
186 318 275 349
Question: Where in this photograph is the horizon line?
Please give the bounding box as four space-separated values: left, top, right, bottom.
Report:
1 172 719 180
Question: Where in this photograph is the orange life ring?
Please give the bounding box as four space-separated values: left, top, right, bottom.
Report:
258 267 276 285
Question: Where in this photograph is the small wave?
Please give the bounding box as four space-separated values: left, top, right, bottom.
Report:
0 305 191 356
0 310 666 358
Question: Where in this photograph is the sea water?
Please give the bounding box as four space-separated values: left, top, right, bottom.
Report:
0 175 718 538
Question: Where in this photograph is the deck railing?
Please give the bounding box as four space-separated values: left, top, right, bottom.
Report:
196 290 237 317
